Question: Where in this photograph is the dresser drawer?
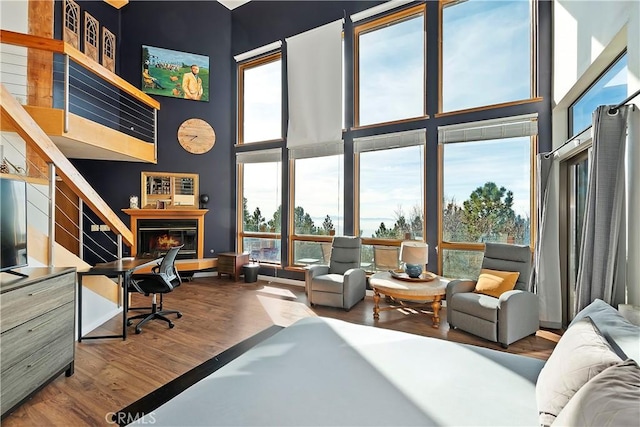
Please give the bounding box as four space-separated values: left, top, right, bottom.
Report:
1 302 74 371
0 272 75 334
218 257 235 270
0 334 74 415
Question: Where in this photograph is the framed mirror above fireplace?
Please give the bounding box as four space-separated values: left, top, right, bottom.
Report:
140 171 199 209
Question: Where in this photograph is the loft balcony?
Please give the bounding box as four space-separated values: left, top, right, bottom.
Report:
0 30 159 163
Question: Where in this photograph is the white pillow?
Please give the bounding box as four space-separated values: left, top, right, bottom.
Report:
552 359 640 426
536 317 622 427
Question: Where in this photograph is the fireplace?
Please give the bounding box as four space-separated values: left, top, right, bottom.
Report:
137 219 197 259
123 208 208 259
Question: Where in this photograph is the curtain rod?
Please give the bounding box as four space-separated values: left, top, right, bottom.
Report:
546 89 640 158
608 88 640 113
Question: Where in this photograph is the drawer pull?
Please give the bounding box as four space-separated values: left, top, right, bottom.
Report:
28 318 54 332
27 354 48 369
28 287 55 296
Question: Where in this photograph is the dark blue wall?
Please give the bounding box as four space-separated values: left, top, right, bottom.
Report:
72 1 234 259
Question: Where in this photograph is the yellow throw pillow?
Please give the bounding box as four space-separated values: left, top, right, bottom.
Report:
473 269 520 298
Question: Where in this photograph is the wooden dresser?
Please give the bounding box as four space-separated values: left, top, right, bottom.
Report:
0 267 76 418
217 252 249 281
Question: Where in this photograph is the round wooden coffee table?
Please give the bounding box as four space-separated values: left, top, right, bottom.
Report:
369 271 449 328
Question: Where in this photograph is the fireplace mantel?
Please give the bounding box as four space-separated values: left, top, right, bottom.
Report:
123 209 208 258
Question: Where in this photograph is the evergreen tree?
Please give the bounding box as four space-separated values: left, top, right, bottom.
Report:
461 182 517 242
321 215 334 234
267 205 281 232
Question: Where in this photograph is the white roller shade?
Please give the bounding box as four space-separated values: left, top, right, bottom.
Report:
438 113 538 144
236 148 281 164
289 141 344 160
350 0 414 22
354 129 426 153
286 19 343 150
234 41 282 62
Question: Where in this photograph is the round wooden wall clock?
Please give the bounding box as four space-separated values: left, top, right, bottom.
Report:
177 118 216 154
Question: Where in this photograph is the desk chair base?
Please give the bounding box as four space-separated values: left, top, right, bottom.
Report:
127 294 182 334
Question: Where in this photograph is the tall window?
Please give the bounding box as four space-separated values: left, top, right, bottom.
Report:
356 129 425 269
238 53 282 144
355 4 425 127
237 149 282 263
441 0 533 112
290 153 344 265
569 52 628 137
439 116 536 278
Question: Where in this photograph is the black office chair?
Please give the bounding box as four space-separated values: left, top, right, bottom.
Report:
127 245 183 334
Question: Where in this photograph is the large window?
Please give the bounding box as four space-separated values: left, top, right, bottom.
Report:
441 0 532 112
238 53 282 144
356 129 425 269
569 52 628 137
355 4 425 127
238 150 282 263
290 154 344 265
439 116 535 278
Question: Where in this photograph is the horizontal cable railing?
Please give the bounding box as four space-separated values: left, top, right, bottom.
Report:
1 132 122 264
1 82 134 248
0 30 159 147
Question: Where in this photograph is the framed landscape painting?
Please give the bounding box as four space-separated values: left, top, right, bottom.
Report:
141 45 209 102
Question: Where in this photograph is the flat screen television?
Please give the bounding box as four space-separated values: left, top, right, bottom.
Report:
1 177 29 276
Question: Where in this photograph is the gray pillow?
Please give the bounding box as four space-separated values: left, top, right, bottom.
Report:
551 359 640 426
536 317 622 427
571 298 640 362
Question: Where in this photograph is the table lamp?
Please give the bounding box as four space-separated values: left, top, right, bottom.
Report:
400 241 428 278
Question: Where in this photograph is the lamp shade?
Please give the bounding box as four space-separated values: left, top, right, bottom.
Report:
400 241 428 265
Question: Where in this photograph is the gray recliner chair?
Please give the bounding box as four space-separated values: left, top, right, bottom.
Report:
446 242 539 348
307 236 366 311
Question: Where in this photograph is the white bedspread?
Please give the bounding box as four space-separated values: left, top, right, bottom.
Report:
135 317 544 426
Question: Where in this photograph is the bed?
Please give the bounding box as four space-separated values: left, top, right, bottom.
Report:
129 299 639 427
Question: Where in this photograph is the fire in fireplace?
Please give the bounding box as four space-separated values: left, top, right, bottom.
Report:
137 219 198 259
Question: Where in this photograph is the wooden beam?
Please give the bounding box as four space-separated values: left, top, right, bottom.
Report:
1 83 134 247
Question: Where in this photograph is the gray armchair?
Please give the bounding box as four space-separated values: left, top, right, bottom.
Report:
306 236 366 311
446 242 539 348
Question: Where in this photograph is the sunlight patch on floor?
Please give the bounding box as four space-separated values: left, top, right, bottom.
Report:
256 294 316 327
256 285 297 299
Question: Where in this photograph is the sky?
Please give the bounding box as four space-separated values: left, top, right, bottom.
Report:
242 0 536 238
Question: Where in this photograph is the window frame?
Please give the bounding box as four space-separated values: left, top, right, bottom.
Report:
437 131 537 276
237 51 283 145
354 139 427 251
236 155 283 265
287 154 344 267
437 0 539 116
568 50 627 139
353 3 428 129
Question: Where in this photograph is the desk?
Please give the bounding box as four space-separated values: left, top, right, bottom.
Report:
370 271 449 328
77 258 160 341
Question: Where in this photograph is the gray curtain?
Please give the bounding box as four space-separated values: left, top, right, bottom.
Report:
575 105 630 312
531 153 562 328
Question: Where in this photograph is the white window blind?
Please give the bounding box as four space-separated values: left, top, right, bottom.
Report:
438 113 538 144
350 0 414 22
234 41 282 63
354 129 426 153
236 148 281 164
289 141 344 160
286 19 343 150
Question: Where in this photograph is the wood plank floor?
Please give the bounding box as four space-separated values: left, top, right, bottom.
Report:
2 275 561 426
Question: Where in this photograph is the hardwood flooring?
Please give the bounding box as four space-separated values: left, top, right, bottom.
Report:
2 275 561 426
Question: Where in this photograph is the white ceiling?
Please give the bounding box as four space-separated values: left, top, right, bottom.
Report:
217 0 251 10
